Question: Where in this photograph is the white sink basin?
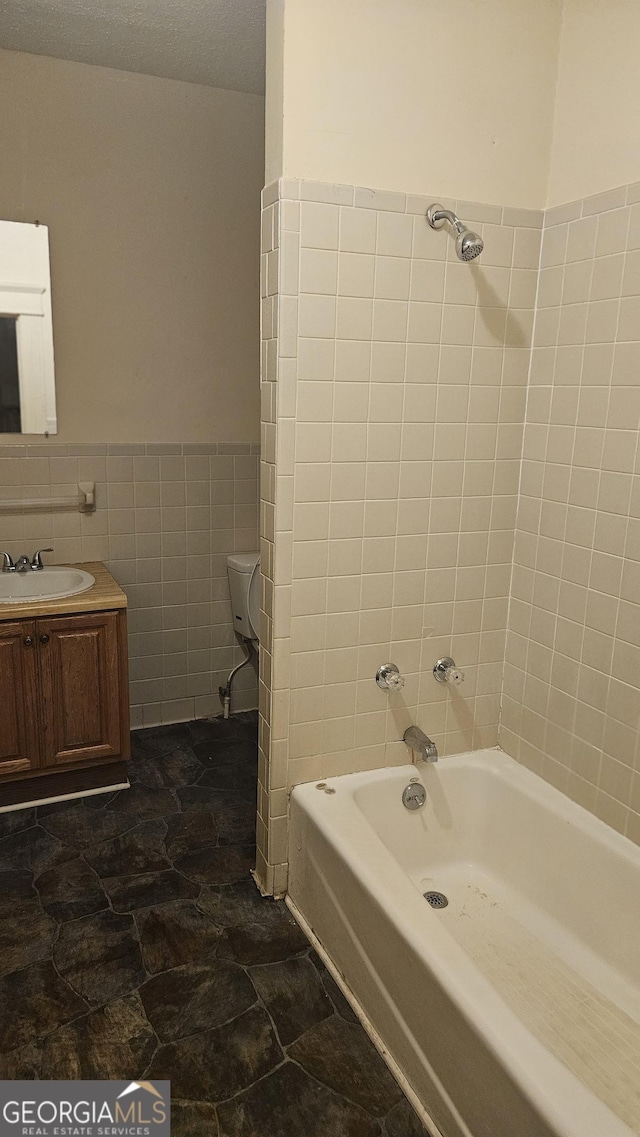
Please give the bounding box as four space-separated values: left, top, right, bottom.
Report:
0 566 95 604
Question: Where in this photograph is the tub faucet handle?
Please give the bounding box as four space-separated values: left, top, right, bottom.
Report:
376 663 405 691
434 657 464 686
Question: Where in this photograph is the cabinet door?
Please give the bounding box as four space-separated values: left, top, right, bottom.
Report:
0 621 40 776
38 611 122 767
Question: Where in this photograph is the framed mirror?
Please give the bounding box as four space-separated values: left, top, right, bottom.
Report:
0 220 57 435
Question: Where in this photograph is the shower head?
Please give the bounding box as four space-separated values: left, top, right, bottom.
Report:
426 204 484 262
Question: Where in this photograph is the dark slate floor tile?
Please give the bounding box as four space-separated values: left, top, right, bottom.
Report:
217 918 309 967
0 808 35 840
217 1059 381 1137
187 712 257 748
0 1042 42 1079
140 960 257 1043
54 909 145 1008
171 1100 219 1136
39 805 137 849
0 826 76 875
148 1005 282 1102
136 901 221 975
198 881 289 930
288 1017 402 1116
35 858 108 922
106 785 179 819
104 869 199 913
133 748 204 789
0 961 87 1053
194 748 258 798
215 799 257 846
39 993 157 1080
0 715 422 1136
0 899 57 977
0 869 36 907
311 956 359 1023
174 844 255 886
384 1098 432 1137
176 786 229 813
37 791 117 816
132 725 192 756
85 819 170 878
164 812 219 858
250 956 334 1046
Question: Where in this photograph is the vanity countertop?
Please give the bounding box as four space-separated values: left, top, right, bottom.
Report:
0 562 127 621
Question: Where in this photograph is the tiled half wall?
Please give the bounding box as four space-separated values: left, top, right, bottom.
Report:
502 183 640 846
0 442 259 727
257 177 542 893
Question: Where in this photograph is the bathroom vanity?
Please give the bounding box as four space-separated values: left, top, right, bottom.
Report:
0 562 130 807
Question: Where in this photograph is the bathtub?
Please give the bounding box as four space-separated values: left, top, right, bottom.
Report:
287 748 640 1137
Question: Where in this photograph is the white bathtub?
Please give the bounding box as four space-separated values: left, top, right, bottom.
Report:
288 748 640 1137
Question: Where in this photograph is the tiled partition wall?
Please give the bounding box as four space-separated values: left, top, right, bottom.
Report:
502 183 640 845
257 177 541 893
0 442 259 727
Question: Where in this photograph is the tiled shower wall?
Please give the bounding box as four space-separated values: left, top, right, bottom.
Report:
0 442 259 726
502 183 640 845
257 177 542 893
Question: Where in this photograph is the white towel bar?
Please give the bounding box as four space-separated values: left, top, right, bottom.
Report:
0 482 95 513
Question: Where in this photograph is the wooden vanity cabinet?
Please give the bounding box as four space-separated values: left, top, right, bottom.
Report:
0 564 130 807
0 619 40 778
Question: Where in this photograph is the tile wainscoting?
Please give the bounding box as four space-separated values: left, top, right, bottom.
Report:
257 177 542 893
503 182 640 844
0 441 259 727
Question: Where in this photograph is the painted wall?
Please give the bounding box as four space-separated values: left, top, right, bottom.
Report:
268 0 561 209
0 48 264 443
548 1 640 206
265 0 285 187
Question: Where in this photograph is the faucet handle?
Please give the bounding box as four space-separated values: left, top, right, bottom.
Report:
434 657 464 686
376 663 405 691
1 552 15 572
31 548 53 570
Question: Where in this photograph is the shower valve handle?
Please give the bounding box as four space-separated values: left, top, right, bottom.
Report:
434 657 465 686
376 663 405 691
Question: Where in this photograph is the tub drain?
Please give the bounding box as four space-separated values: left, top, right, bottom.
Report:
424 891 448 909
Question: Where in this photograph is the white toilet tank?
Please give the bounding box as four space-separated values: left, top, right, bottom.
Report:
227 552 260 641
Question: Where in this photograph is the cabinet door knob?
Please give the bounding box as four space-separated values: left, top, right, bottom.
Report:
39 634 50 644
23 636 34 647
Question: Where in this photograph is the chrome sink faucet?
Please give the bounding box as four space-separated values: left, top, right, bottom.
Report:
403 725 438 762
2 549 53 573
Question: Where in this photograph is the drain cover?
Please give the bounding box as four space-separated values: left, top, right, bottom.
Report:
424 891 448 909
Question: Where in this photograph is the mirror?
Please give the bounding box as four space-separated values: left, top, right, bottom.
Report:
0 220 57 435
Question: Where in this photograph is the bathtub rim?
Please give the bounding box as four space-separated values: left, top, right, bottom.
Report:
289 746 637 1137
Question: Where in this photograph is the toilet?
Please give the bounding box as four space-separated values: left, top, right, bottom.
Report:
227 552 260 642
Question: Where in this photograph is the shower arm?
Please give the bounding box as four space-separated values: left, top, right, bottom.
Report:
427 206 465 235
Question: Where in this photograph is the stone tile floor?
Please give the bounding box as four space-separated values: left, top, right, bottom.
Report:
0 712 430 1136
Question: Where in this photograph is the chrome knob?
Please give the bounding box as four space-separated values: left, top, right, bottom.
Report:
433 657 465 685
376 663 405 691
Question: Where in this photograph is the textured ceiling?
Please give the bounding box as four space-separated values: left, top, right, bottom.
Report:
0 0 266 94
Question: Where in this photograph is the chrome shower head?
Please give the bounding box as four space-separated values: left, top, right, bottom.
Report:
426 204 484 262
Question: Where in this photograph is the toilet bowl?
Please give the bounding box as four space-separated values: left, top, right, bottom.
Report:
227 552 260 642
